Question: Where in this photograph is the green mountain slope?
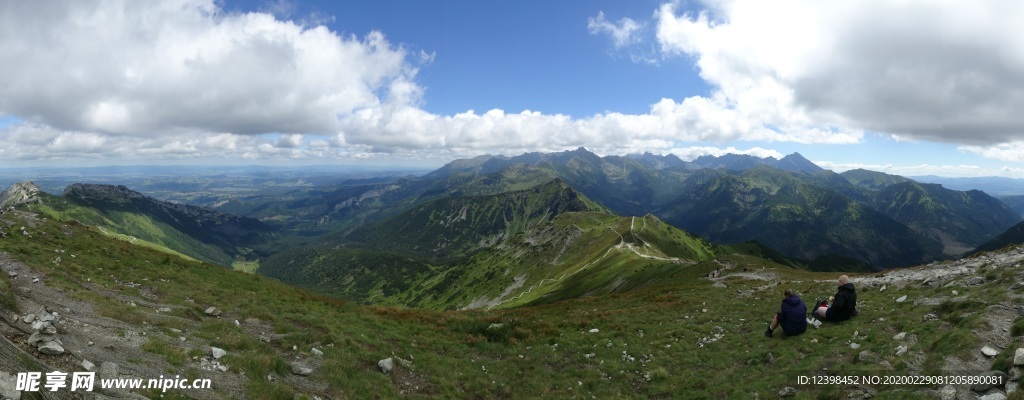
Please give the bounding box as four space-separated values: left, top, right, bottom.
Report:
20 183 277 266
659 167 944 269
872 182 1022 256
4 200 1024 399
971 220 1024 254
262 210 727 310
841 168 913 190
1000 194 1024 217
342 179 606 260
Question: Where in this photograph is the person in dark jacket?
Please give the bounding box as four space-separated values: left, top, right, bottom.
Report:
813 275 857 322
765 288 807 337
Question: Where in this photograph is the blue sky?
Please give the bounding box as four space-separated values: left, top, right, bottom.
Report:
2 1 1024 177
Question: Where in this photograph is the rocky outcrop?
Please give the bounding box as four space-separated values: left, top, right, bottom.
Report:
0 181 41 209
23 306 64 355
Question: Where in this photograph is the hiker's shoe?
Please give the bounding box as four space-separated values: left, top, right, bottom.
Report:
764 326 773 338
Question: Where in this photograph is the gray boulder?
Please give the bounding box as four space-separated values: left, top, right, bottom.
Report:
778 386 796 397
211 347 227 359
290 362 313 376
204 306 222 317
37 341 65 355
1015 348 1024 366
378 357 394 374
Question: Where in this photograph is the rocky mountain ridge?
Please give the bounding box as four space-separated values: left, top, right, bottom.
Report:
0 182 41 209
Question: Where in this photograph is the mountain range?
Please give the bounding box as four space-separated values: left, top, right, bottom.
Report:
4 148 1024 307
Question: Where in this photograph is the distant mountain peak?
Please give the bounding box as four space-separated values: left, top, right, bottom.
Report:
776 152 824 173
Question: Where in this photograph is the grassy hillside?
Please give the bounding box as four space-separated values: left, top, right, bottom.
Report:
24 190 264 266
342 179 606 260
3 208 1023 399
659 167 944 269
263 211 725 310
873 182 1022 256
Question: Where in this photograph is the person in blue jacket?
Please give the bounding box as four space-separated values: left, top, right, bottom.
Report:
765 288 807 337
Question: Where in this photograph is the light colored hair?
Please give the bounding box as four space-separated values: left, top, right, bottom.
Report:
784 288 794 297
838 275 849 285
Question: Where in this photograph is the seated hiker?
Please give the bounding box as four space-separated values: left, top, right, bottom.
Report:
813 274 857 322
765 288 807 337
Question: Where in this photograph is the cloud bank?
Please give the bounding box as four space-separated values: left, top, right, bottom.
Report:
1 0 1023 166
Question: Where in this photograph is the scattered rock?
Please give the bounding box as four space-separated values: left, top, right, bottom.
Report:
21 314 34 324
211 347 227 359
204 306 221 317
1009 381 1019 394
977 392 1007 400
895 345 908 356
879 285 886 292
712 282 727 288
1015 348 1024 366
487 323 504 330
82 359 96 372
924 314 939 322
778 386 796 397
234 319 241 327
966 276 985 286
952 290 959 296
896 295 907 303
850 343 861 349
290 362 314 376
983 346 1000 357
378 357 394 374
588 329 600 334
311 347 323 356
893 332 907 341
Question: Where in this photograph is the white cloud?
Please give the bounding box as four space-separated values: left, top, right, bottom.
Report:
9 0 1021 169
959 142 1024 163
588 12 644 50
276 134 304 148
655 0 1024 147
0 0 415 137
